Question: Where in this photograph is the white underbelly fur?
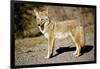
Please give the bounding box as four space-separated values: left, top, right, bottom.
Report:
54 32 70 39
43 32 70 39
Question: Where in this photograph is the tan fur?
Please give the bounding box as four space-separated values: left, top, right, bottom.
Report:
34 7 84 58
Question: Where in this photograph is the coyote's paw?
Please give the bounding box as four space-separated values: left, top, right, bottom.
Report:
45 55 50 59
75 53 81 57
73 51 81 57
73 51 77 55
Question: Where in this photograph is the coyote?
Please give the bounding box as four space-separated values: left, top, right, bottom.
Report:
34 7 84 59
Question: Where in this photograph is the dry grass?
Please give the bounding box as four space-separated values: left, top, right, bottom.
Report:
15 36 47 48
85 25 94 33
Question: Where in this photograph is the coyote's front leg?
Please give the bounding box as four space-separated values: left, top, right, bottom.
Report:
45 34 55 59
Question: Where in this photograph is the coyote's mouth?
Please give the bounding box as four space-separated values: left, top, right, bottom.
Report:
40 23 44 30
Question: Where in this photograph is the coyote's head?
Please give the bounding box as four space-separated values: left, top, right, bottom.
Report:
34 7 50 30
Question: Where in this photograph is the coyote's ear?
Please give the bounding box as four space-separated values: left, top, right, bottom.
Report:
44 6 48 15
34 9 39 18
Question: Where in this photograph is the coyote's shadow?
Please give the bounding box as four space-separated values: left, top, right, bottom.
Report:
53 45 93 57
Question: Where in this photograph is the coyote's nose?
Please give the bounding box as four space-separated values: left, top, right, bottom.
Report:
38 24 40 26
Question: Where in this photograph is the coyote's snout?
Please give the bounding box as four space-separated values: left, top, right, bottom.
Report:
34 7 84 59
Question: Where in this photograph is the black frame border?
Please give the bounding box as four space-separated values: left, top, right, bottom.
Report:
10 1 97 69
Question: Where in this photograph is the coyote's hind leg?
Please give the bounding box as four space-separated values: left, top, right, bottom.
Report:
70 32 81 57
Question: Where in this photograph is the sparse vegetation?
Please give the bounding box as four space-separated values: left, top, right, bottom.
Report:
85 25 94 33
15 36 47 48
14 3 41 39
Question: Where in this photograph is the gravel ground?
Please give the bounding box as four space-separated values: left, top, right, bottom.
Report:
15 33 95 66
